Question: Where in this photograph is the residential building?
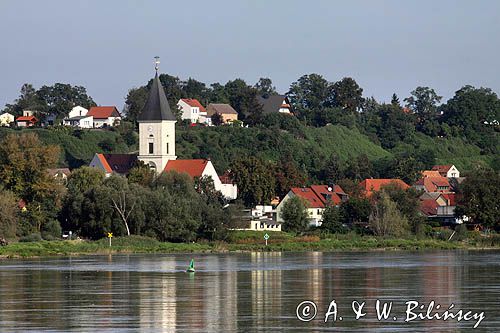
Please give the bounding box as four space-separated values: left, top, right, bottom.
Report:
359 178 410 197
0 112 15 126
87 106 121 128
257 95 293 115
276 184 347 227
206 103 238 124
165 159 237 200
64 106 93 128
419 192 466 224
16 110 37 127
231 205 282 231
414 176 451 193
177 98 207 123
432 165 460 178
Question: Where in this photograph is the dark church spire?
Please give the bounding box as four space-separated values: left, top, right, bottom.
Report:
137 57 177 122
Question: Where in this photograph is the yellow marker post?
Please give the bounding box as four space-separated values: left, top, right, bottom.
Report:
107 232 113 247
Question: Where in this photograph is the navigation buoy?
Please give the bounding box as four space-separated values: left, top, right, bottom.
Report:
186 259 195 273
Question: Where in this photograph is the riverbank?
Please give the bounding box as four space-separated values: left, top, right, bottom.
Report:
1 233 499 258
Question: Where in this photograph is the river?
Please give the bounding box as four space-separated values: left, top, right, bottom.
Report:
0 250 498 332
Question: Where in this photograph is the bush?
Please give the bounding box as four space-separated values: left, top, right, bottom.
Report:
19 233 43 242
42 220 62 240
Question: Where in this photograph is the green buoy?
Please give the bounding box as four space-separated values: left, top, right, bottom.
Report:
186 259 195 273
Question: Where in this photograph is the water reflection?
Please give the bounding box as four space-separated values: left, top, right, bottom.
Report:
0 251 498 332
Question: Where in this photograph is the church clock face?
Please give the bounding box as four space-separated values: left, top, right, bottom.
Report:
147 126 153 132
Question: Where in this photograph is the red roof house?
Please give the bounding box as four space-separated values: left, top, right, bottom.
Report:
180 99 206 113
359 179 410 197
414 176 450 193
87 106 121 127
16 115 38 127
164 159 209 178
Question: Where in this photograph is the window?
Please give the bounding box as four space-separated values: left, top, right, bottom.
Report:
166 143 169 154
149 143 154 154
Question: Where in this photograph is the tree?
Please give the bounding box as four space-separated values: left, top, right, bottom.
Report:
281 196 309 233
369 192 409 237
339 198 371 224
124 86 148 124
404 86 442 135
440 85 500 153
391 93 400 107
211 112 224 126
128 162 156 187
331 77 364 112
254 78 277 96
455 168 500 230
0 189 18 239
321 205 345 233
274 160 307 199
230 157 275 207
287 73 333 124
66 166 105 194
0 133 61 203
225 79 263 123
36 83 96 118
322 154 344 184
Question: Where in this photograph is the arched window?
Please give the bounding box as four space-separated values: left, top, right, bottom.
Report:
148 161 156 172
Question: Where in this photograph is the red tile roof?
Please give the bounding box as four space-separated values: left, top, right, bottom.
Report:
360 179 409 196
291 187 325 208
416 176 450 193
432 165 453 175
16 116 37 122
441 193 457 206
164 159 208 178
420 199 439 216
310 184 345 205
87 106 121 119
422 170 442 178
181 99 206 113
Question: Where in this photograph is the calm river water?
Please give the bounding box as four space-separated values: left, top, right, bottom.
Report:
0 251 498 332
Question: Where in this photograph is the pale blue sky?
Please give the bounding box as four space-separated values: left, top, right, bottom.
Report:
1 0 499 110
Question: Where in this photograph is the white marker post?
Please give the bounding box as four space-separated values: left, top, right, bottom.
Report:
264 233 269 246
107 232 113 247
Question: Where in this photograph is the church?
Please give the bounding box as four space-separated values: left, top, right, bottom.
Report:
89 62 237 200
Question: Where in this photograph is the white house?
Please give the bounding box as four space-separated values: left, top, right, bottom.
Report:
64 115 94 128
177 98 207 123
87 106 121 128
432 165 460 178
165 159 237 200
0 112 15 126
257 95 293 115
276 185 347 227
68 106 89 118
16 110 38 127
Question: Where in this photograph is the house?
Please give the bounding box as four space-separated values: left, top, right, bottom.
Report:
206 103 238 124
89 66 238 201
231 205 282 231
359 179 410 197
177 98 207 123
414 176 451 193
432 165 460 178
0 112 15 126
87 106 121 128
63 115 94 128
419 192 466 224
47 168 71 184
165 159 237 200
257 94 293 115
41 113 60 127
16 110 38 127
276 184 347 227
421 170 442 178
89 153 138 177
63 106 93 128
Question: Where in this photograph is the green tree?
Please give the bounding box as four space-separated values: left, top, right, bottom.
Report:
36 83 96 118
339 198 371 224
211 112 224 126
391 93 400 107
455 168 500 230
369 192 409 237
254 78 277 96
331 77 364 112
404 86 442 135
281 196 309 233
322 154 344 184
66 166 105 194
124 86 148 124
230 157 275 207
274 160 307 199
0 188 18 239
321 205 345 233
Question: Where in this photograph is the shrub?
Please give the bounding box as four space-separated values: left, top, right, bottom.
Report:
19 233 43 242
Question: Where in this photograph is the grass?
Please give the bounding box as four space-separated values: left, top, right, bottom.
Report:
2 232 496 259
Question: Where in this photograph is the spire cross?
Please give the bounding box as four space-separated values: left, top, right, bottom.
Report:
154 56 160 72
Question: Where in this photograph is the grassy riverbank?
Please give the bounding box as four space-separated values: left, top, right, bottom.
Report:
1 232 499 258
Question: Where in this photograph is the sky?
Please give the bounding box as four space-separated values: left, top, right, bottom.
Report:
1 0 499 111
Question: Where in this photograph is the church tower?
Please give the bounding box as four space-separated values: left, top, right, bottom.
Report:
137 57 177 172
